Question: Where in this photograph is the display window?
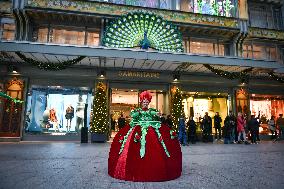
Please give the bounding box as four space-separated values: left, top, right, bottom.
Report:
250 94 284 135
182 92 229 133
110 89 165 133
25 86 93 134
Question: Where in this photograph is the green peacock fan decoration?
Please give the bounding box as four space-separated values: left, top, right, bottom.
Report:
103 12 184 53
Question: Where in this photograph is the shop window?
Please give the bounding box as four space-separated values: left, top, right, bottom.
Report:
160 0 172 9
112 0 125 4
37 28 48 43
178 0 236 17
87 32 100 46
190 40 214 55
25 86 92 133
242 43 278 61
180 0 194 12
1 23 15 41
50 28 85 46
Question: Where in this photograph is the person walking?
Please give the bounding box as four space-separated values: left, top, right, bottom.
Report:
248 115 259 144
214 112 222 140
224 111 237 144
276 114 284 140
166 115 173 129
187 116 196 144
201 112 212 142
118 113 126 130
178 117 188 146
237 112 248 144
268 116 277 139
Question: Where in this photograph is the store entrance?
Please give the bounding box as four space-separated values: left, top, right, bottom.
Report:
110 89 166 136
182 91 229 133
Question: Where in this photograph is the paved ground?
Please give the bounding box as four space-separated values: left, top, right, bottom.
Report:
0 141 283 189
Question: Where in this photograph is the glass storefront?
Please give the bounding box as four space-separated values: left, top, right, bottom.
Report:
250 94 284 135
182 92 229 133
110 89 165 132
25 86 93 134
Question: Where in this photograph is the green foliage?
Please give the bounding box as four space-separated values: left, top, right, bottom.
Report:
16 52 85 71
0 92 23 103
268 72 284 83
203 64 253 84
90 82 109 133
171 87 183 132
103 12 184 52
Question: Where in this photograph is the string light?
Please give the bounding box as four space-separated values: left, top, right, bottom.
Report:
15 52 85 71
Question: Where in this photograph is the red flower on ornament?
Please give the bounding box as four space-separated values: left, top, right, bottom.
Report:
159 136 163 142
134 132 141 143
119 135 124 143
172 131 177 137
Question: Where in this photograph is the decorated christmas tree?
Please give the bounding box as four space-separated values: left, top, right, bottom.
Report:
90 82 109 133
171 87 184 132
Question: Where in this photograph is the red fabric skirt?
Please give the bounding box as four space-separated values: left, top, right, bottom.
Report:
108 124 182 182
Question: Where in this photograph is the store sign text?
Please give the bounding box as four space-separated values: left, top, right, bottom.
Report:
118 71 160 78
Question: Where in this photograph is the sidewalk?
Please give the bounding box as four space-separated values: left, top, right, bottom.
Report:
0 141 283 189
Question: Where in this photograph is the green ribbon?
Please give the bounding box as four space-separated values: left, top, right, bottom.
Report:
0 92 23 103
119 120 170 158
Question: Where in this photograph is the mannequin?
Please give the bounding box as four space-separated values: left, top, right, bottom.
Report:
65 105 74 132
49 108 58 132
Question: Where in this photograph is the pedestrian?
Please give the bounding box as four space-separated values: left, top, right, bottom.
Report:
248 115 259 144
201 112 212 142
268 116 277 139
237 112 248 144
178 117 188 146
223 116 231 144
187 116 196 144
276 114 284 140
117 113 126 130
214 112 222 140
160 113 167 125
166 115 173 129
224 111 237 143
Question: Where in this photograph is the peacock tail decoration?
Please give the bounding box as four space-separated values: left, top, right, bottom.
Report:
103 12 184 53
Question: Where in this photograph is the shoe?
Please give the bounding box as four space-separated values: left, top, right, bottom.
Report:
237 141 242 144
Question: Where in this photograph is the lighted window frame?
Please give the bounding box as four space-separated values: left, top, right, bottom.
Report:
185 37 225 56
242 42 278 61
1 23 15 41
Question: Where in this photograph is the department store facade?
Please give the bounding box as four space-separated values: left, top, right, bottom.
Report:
0 0 283 141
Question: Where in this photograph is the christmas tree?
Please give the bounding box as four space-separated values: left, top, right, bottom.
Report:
171 87 183 132
90 82 109 133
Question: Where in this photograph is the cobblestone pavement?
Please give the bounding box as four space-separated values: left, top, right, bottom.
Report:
0 141 283 189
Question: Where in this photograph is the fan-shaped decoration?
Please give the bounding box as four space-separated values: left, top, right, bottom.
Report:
103 12 184 53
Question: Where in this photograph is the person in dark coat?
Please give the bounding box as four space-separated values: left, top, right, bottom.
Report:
223 116 231 144
214 112 222 140
224 111 237 144
160 114 167 125
166 115 173 129
118 114 126 130
201 112 212 142
248 115 260 144
187 116 196 144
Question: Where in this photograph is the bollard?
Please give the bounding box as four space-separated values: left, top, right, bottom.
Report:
81 104 88 143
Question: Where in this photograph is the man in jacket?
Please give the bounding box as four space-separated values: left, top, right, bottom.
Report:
214 112 222 140
248 115 260 144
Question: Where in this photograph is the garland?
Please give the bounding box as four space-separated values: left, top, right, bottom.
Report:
203 64 253 83
15 52 85 71
0 92 23 103
268 72 284 83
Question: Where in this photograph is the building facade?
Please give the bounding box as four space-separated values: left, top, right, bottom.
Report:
0 0 283 141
